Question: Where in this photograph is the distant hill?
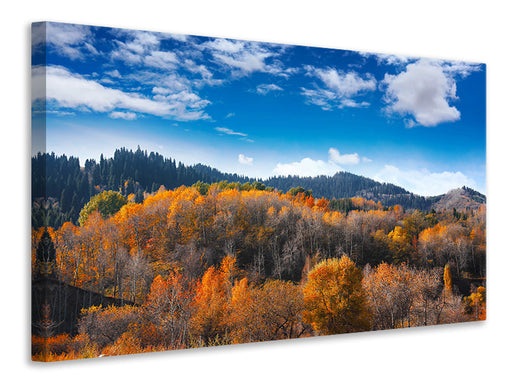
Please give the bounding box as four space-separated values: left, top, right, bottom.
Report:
32 148 486 228
433 186 486 212
263 172 442 211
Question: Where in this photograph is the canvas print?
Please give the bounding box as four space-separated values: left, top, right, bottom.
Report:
31 22 486 362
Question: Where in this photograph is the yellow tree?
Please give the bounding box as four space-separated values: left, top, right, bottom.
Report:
303 256 371 335
189 255 237 343
388 226 413 264
443 264 453 294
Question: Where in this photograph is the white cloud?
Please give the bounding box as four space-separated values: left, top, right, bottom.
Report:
215 127 248 137
183 59 223 87
111 30 161 65
238 154 254 165
183 59 212 78
256 83 283 95
435 60 482 78
84 42 98 55
143 51 179 69
302 66 376 109
328 148 360 165
105 69 121 78
311 67 377 96
46 110 76 116
272 157 341 177
169 33 189 42
374 53 411 66
382 59 481 127
100 78 115 85
203 38 286 77
32 65 210 121
272 148 370 178
33 22 96 60
109 111 137 120
203 38 246 53
213 49 270 74
300 88 337 110
374 164 477 196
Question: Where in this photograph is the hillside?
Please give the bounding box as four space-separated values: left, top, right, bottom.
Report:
433 186 486 212
32 148 486 228
264 172 441 211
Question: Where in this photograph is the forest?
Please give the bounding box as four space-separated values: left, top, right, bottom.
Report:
32 148 474 229
32 179 486 361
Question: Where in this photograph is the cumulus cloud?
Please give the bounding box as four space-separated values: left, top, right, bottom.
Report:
382 59 481 127
238 154 254 165
311 67 377 96
272 148 370 177
328 148 361 165
143 50 179 69
168 33 189 42
111 30 162 65
32 65 210 121
302 66 376 110
202 38 287 77
272 157 341 177
374 164 477 196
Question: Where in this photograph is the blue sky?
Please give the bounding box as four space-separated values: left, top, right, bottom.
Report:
31 22 486 196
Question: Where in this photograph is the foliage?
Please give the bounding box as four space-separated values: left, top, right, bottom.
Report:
227 278 304 343
33 149 482 228
32 181 486 360
78 190 127 226
444 264 453 294
189 256 236 343
463 286 486 321
303 257 372 335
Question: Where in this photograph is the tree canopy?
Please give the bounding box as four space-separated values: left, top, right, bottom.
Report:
78 190 127 226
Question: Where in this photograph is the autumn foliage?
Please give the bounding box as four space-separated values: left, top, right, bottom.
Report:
303 257 371 335
32 185 486 361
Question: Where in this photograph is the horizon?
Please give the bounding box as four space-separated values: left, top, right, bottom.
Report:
33 146 485 198
32 22 486 197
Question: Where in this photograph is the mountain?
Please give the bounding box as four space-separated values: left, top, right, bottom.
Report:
263 172 441 211
32 148 486 228
432 186 486 212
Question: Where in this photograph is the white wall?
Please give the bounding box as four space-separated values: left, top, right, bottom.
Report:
2 1 510 382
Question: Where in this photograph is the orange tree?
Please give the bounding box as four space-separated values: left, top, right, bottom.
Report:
303 256 372 335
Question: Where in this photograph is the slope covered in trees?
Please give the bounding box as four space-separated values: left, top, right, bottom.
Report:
32 148 484 228
32 183 486 361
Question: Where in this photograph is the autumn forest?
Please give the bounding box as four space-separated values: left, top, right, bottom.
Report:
32 152 486 362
